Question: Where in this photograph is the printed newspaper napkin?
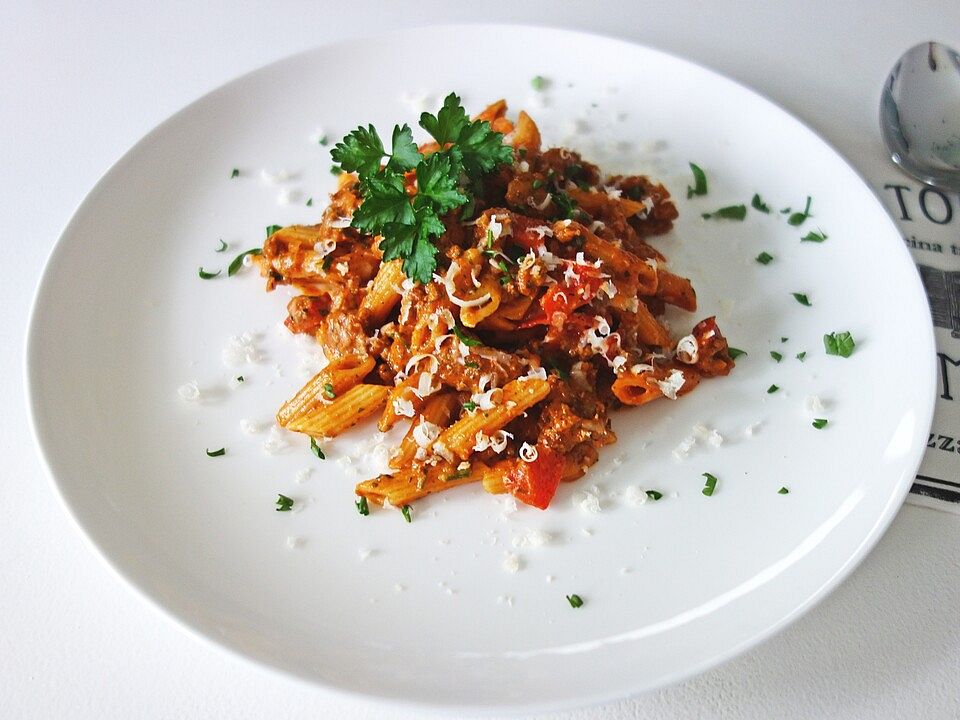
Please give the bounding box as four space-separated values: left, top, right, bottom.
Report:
877 177 960 513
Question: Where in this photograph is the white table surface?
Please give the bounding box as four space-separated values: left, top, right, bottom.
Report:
3 1 958 718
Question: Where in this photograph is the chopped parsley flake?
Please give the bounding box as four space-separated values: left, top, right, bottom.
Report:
778 486 790 494
801 228 828 243
566 594 584 608
464 361 480 369
453 324 483 347
310 436 325 460
401 504 412 523
236 375 244 382
770 351 783 362
728 347 747 360
792 292 811 306
796 351 807 361
198 267 220 279
275 494 294 512
553 190 579 219
767 384 780 394
787 196 813 226
781 337 788 343
686 162 708 199
823 331 855 357
645 490 663 501
318 135 328 146
330 165 343 175
756 251 774 265
812 418 828 429
531 75 547 91
355 496 369 516
322 383 336 399
205 447 225 457
701 204 747 221
462 400 478 412
306 197 313 207
230 168 239 178
701 472 718 496
751 193 771 213
227 248 262 276
215 239 228 252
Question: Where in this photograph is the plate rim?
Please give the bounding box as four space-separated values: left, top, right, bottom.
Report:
23 22 938 714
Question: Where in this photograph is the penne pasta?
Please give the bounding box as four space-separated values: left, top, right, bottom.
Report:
357 459 491 506
390 391 461 469
286 383 389 437
277 355 375 427
434 378 551 461
359 259 404 330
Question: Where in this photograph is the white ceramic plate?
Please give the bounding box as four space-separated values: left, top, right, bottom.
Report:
26 25 935 714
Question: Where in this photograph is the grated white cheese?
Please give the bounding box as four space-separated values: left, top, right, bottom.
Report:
521 366 548 381
744 421 762 437
512 528 551 548
806 395 826 414
276 187 293 205
263 425 291 454
673 435 696 459
394 584 405 593
286 536 303 549
496 594 515 606
656 369 686 400
177 381 200 401
412 419 441 449
222 332 261 367
393 397 416 418
358 548 373 561
399 91 433 113
518 442 539 463
470 387 503 411
675 334 699 364
295 467 312 484
502 553 522 573
239 418 261 434
313 238 337 257
572 489 602 514
259 168 290 185
625 486 648 506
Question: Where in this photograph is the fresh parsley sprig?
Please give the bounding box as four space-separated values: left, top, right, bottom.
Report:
330 93 512 283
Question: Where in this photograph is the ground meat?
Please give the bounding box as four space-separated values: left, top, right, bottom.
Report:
316 311 367 359
284 295 330 335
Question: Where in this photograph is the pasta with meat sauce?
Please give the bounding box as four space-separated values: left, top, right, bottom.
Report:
254 98 734 511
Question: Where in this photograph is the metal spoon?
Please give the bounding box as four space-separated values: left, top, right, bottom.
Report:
881 41 960 191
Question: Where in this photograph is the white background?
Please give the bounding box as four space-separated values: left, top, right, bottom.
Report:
3 1 959 718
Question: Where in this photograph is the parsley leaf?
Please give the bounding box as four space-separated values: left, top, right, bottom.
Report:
331 124 385 176
531 75 547 91
205 447 225 457
728 347 747 359
230 168 239 178
215 239 228 252
756 251 774 265
812 418 828 429
823 331 855 357
778 486 790 494
767 384 780 394
416 151 468 213
792 292 812 306
198 267 220 279
566 594 584 608
228 248 262 276
645 490 663 501
456 120 514 178
702 204 747 220
401 504 412 523
310 436 325 460
387 124 420 173
355 496 369 516
553 190 578 219
751 193 770 213
796 351 807 361
770 351 783 362
419 92 469 145
686 162 708 199
276 494 294 512
353 173 415 235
